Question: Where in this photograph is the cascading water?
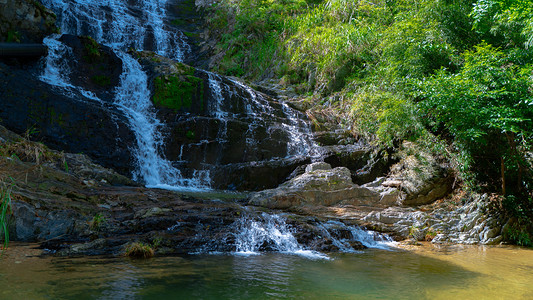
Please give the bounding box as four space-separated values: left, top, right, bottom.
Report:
234 213 396 258
39 0 319 190
234 213 329 259
318 220 396 251
39 0 210 189
41 35 100 102
40 0 188 60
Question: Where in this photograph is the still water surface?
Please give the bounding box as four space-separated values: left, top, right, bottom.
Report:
0 243 531 299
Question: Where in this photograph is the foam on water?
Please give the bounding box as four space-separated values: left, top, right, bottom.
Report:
234 213 396 259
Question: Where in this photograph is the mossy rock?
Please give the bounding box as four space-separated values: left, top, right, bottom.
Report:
153 74 204 111
80 36 101 63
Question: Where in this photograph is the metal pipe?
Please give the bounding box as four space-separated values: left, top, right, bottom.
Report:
0 43 48 57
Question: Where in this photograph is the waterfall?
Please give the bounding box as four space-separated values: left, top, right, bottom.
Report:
39 0 209 190
39 0 319 190
234 213 329 259
234 213 396 258
41 35 100 102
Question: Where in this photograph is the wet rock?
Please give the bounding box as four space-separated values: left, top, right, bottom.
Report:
249 162 380 209
136 51 317 190
0 61 136 176
0 0 58 43
58 34 123 100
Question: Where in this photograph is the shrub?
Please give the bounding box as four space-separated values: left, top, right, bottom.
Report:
124 242 154 258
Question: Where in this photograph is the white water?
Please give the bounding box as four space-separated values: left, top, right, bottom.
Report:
41 35 100 102
40 0 318 190
234 213 396 259
40 0 211 189
319 220 396 251
40 0 188 60
281 102 320 158
234 213 329 260
207 72 228 119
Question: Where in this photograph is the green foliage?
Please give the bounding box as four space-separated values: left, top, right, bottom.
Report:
502 195 533 247
205 0 533 244
417 42 533 188
6 30 20 43
471 0 533 48
350 86 423 146
89 213 106 231
0 179 13 251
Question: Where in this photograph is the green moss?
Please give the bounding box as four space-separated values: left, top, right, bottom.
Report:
153 75 203 111
81 36 101 63
175 62 195 76
171 19 189 26
186 130 195 140
6 31 20 43
90 75 111 87
183 31 200 38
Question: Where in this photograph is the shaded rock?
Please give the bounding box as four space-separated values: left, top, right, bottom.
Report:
58 34 123 100
0 60 136 176
361 142 453 206
0 0 58 43
318 145 393 185
249 162 380 209
390 142 454 206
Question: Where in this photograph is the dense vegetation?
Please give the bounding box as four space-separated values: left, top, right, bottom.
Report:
205 0 533 245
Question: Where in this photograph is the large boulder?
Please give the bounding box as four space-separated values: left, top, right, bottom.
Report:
249 162 380 209
58 34 123 100
0 0 58 43
362 142 453 206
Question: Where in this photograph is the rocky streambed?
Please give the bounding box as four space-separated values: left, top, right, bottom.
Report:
0 123 506 257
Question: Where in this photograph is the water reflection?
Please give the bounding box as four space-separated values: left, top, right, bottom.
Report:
230 255 296 298
0 243 532 299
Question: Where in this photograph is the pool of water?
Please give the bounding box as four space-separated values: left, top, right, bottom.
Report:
0 243 531 299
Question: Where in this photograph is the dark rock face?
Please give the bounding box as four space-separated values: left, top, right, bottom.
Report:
0 0 58 43
0 61 135 175
166 0 208 67
58 34 123 100
137 52 318 190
